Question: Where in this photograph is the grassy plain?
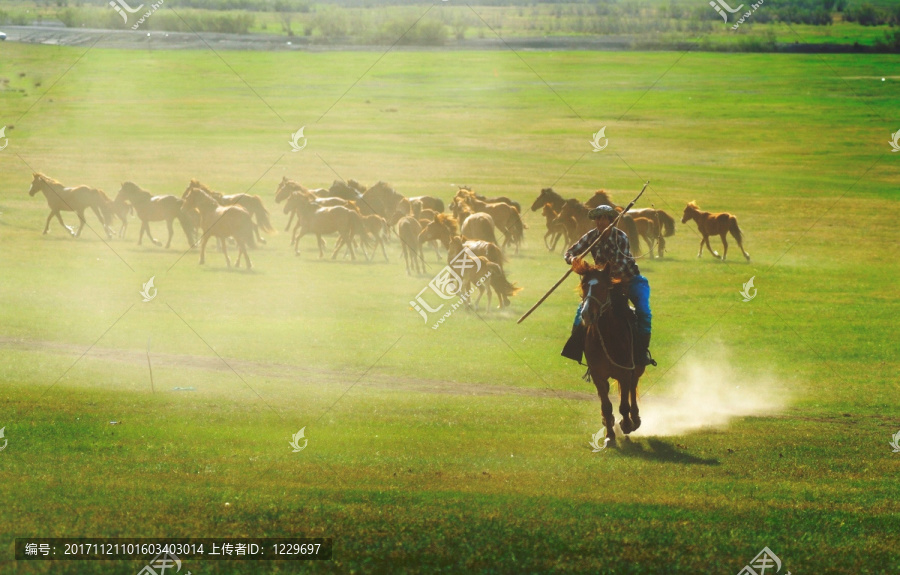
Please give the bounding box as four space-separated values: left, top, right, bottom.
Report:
0 44 898 573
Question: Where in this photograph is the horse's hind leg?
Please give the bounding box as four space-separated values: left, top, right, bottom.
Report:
92 206 112 239
165 219 175 249
719 232 729 261
75 210 87 237
221 240 232 268
734 233 751 261
658 236 665 259
697 236 705 258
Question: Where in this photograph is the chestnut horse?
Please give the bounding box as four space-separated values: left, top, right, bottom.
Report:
398 215 425 275
186 180 274 245
182 187 256 269
574 259 644 447
460 190 525 254
681 201 750 261
27 173 114 238
290 196 370 260
115 182 194 248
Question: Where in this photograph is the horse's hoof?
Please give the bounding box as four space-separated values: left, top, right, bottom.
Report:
606 436 617 448
620 419 633 434
632 416 641 431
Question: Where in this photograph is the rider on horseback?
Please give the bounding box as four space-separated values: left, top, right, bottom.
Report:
561 205 656 367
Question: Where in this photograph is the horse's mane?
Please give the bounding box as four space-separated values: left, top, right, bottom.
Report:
436 213 458 234
35 172 64 187
347 179 367 192
686 201 699 209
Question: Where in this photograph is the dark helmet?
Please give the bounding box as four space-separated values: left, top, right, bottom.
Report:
587 205 618 221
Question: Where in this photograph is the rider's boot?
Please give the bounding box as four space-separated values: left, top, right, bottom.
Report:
636 332 657 367
561 325 586 364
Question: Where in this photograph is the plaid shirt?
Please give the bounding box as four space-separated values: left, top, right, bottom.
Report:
564 227 640 281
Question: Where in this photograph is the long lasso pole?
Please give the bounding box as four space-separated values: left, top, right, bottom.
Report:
516 181 649 324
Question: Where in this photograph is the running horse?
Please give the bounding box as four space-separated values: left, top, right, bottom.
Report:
681 201 750 261
573 258 643 447
27 173 114 238
114 182 194 248
182 187 256 269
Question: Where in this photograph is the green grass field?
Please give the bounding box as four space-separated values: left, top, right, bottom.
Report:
1 43 898 573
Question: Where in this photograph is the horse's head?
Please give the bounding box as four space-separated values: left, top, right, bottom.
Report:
531 188 553 212
575 259 618 326
27 173 46 196
682 201 699 224
275 177 298 202
448 235 465 256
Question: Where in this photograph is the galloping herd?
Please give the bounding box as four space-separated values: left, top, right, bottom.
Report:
26 171 751 311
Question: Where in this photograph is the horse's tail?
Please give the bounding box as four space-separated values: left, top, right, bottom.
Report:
620 214 640 255
729 216 743 244
243 216 258 250
488 265 522 307
249 199 275 233
509 210 525 245
657 210 676 237
175 199 195 247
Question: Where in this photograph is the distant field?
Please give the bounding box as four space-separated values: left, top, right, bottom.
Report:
2 0 900 50
0 44 898 573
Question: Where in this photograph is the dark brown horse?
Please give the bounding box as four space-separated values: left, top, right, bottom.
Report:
574 259 644 447
182 187 256 269
27 173 114 238
681 201 750 261
115 182 194 248
557 199 640 255
530 187 567 213
359 181 405 219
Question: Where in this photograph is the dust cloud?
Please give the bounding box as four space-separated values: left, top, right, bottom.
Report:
633 347 792 437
